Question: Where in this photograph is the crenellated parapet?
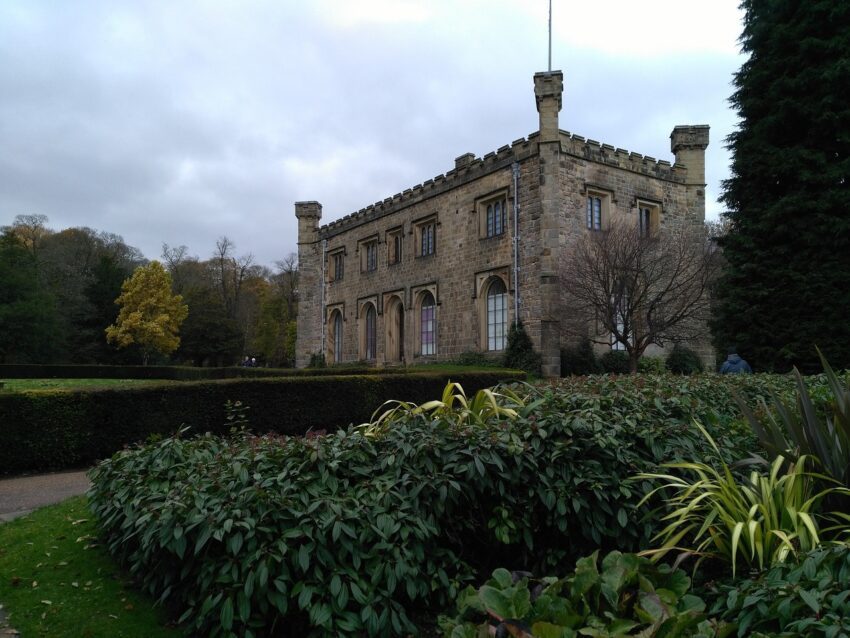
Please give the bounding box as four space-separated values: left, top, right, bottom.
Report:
320 136 537 239
559 131 686 182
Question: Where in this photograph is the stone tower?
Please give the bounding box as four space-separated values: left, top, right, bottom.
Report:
670 125 710 222
295 201 322 368
534 70 564 377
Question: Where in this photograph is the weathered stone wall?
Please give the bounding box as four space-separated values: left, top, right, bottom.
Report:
294 71 712 373
307 139 542 367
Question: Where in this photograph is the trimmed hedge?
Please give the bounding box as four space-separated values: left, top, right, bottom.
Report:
0 370 524 474
0 364 421 380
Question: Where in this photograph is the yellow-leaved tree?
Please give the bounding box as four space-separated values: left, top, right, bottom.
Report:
106 261 188 364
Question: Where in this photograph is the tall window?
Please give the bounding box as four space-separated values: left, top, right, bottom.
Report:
638 207 651 237
333 311 343 362
637 202 659 237
364 241 377 271
332 252 344 281
486 199 506 237
420 222 435 256
364 304 376 360
420 292 436 355
388 230 403 265
486 278 507 351
587 196 602 231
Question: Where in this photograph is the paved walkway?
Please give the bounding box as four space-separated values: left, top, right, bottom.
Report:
0 470 92 634
0 470 91 523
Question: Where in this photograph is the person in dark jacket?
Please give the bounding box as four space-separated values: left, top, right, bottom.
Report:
720 348 752 374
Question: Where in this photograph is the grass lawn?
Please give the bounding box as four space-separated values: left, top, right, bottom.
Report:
0 378 170 392
0 497 181 637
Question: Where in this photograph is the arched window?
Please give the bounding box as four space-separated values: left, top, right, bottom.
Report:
332 311 343 362
362 303 377 360
486 278 507 351
420 292 436 355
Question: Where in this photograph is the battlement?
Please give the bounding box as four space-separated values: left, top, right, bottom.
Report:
318 125 691 238
559 130 685 182
320 135 536 239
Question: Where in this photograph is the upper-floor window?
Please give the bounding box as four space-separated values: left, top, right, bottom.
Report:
360 239 378 272
587 195 603 231
417 219 436 256
330 251 344 281
637 201 660 237
486 198 506 237
387 228 403 265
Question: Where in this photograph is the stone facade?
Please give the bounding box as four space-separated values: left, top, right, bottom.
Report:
295 71 710 375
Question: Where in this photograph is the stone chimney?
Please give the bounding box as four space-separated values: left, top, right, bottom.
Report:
455 153 476 169
534 71 564 143
671 126 710 222
670 125 710 186
294 201 323 367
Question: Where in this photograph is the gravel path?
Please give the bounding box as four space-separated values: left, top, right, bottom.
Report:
0 470 91 523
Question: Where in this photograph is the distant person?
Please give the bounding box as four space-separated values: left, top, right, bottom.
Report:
241 356 251 367
720 347 752 374
251 357 257 367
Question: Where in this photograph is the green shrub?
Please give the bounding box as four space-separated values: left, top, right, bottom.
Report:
707 544 850 637
439 551 725 637
307 352 326 368
453 351 498 367
559 338 600 376
89 375 779 636
501 321 541 375
600 350 631 374
0 371 522 474
738 349 850 488
666 344 705 375
638 356 667 374
639 423 850 576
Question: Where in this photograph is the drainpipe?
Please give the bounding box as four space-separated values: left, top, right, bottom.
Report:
512 162 521 327
320 238 327 357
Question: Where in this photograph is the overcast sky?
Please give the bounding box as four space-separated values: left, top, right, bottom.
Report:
0 0 745 268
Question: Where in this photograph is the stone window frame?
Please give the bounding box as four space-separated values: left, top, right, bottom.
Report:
386 225 404 266
635 197 662 238
583 185 615 232
358 234 379 273
325 303 345 363
357 296 379 361
413 214 438 258
477 189 510 240
411 283 438 358
473 266 511 353
328 247 345 283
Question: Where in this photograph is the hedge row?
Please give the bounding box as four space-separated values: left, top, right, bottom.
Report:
0 363 414 380
0 370 524 475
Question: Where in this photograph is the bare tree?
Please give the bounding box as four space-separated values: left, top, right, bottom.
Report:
562 220 721 372
274 252 299 320
212 236 254 319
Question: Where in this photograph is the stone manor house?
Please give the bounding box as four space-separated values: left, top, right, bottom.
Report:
295 70 709 377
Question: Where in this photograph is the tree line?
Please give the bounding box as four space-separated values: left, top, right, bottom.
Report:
0 214 298 366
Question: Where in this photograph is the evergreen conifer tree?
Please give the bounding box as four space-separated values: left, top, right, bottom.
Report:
713 1 850 373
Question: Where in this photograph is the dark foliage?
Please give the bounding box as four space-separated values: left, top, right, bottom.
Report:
502 321 541 375
599 350 631 374
0 370 522 474
712 1 850 373
88 375 764 637
706 545 850 637
559 338 601 376
666 344 705 375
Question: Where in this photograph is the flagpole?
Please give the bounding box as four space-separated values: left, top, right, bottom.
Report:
548 0 552 72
